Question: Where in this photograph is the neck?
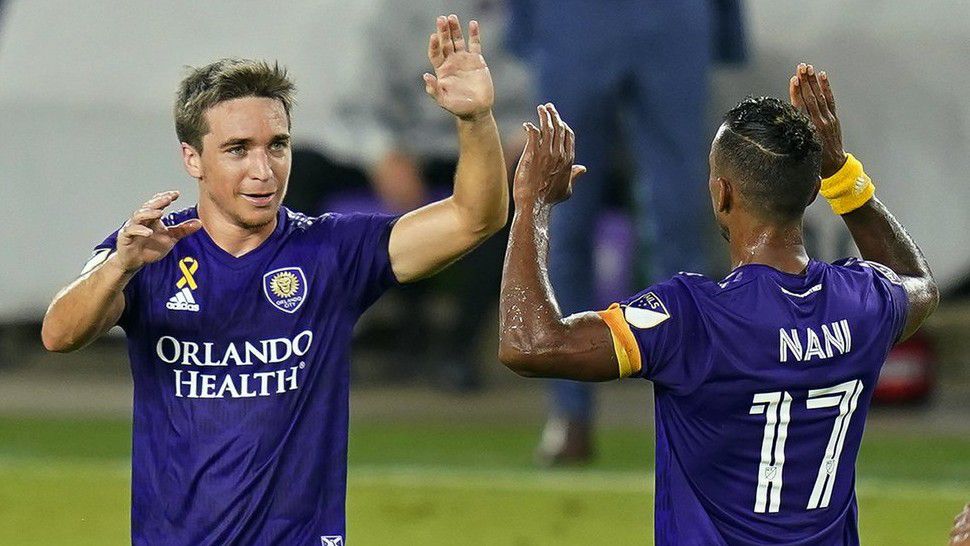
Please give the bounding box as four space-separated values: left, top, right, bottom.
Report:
727 217 810 275
197 200 278 257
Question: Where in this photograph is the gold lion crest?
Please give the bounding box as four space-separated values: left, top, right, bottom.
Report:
269 271 300 298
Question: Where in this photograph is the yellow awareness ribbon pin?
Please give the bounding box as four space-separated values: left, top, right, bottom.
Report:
176 257 199 290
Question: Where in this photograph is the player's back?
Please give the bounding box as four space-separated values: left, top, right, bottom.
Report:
618 258 907 545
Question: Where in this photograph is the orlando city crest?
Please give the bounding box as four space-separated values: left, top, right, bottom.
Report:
263 267 308 314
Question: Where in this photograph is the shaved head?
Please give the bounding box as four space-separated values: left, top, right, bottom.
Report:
713 97 822 220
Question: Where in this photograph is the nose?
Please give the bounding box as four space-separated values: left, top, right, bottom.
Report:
248 149 273 182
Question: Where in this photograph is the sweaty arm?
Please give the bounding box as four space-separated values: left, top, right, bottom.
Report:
41 191 201 352
952 503 970 546
791 64 939 341
388 15 508 282
842 198 937 340
497 104 620 381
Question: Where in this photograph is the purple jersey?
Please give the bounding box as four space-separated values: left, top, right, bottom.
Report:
92 206 398 545
603 259 907 545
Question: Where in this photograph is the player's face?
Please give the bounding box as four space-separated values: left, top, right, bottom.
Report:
193 97 291 230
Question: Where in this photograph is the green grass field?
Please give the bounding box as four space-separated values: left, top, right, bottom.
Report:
0 415 966 545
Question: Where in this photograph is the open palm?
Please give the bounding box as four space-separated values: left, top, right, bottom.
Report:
423 15 494 120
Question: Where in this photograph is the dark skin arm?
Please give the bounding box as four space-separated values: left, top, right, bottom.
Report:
497 103 619 381
952 503 970 546
790 64 939 341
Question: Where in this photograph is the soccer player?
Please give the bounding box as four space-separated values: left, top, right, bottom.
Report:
499 64 938 544
41 15 506 545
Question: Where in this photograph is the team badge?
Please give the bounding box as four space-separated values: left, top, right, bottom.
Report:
263 267 308 314
320 536 343 546
623 291 670 329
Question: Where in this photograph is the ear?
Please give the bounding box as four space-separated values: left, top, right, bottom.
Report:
807 176 821 206
181 142 203 179
714 177 732 213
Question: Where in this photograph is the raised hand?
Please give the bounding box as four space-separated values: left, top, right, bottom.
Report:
953 504 970 546
423 14 494 121
790 63 847 178
512 103 586 207
116 191 202 273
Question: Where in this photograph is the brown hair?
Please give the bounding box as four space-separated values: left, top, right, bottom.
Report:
174 58 295 151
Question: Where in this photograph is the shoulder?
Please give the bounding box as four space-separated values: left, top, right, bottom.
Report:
93 206 198 252
647 272 722 306
829 257 904 286
283 208 382 233
160 206 198 228
271 208 337 244
295 208 398 242
713 266 768 293
276 209 398 258
281 207 324 233
620 274 710 330
626 273 712 303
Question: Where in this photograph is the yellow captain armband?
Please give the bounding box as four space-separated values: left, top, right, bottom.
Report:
820 153 875 215
596 304 642 379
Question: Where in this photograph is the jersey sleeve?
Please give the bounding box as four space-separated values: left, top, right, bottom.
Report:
834 258 909 344
330 212 400 311
86 226 139 330
597 278 711 392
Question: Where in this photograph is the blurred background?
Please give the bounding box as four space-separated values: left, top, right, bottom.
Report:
0 1 968 544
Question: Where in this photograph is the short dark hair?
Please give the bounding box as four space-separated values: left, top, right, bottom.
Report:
715 96 822 218
174 59 295 151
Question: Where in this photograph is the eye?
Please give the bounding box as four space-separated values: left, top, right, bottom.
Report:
227 145 246 156
270 141 289 152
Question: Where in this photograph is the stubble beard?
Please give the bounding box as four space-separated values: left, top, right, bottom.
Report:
233 205 278 231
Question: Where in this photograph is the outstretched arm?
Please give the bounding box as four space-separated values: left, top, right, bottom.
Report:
388 15 508 282
42 191 201 352
498 104 619 381
790 64 939 341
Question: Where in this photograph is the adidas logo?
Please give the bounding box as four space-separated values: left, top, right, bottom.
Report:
166 287 200 312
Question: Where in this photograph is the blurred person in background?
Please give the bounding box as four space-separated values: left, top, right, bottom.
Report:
40 15 507 544
348 0 533 390
283 146 371 216
508 0 747 464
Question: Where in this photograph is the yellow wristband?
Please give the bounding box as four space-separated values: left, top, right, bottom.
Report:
819 153 875 215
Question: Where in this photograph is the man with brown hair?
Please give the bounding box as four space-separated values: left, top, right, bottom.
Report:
42 15 506 545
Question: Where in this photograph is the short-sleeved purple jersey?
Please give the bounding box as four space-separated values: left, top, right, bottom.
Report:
605 259 907 545
92 205 398 545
